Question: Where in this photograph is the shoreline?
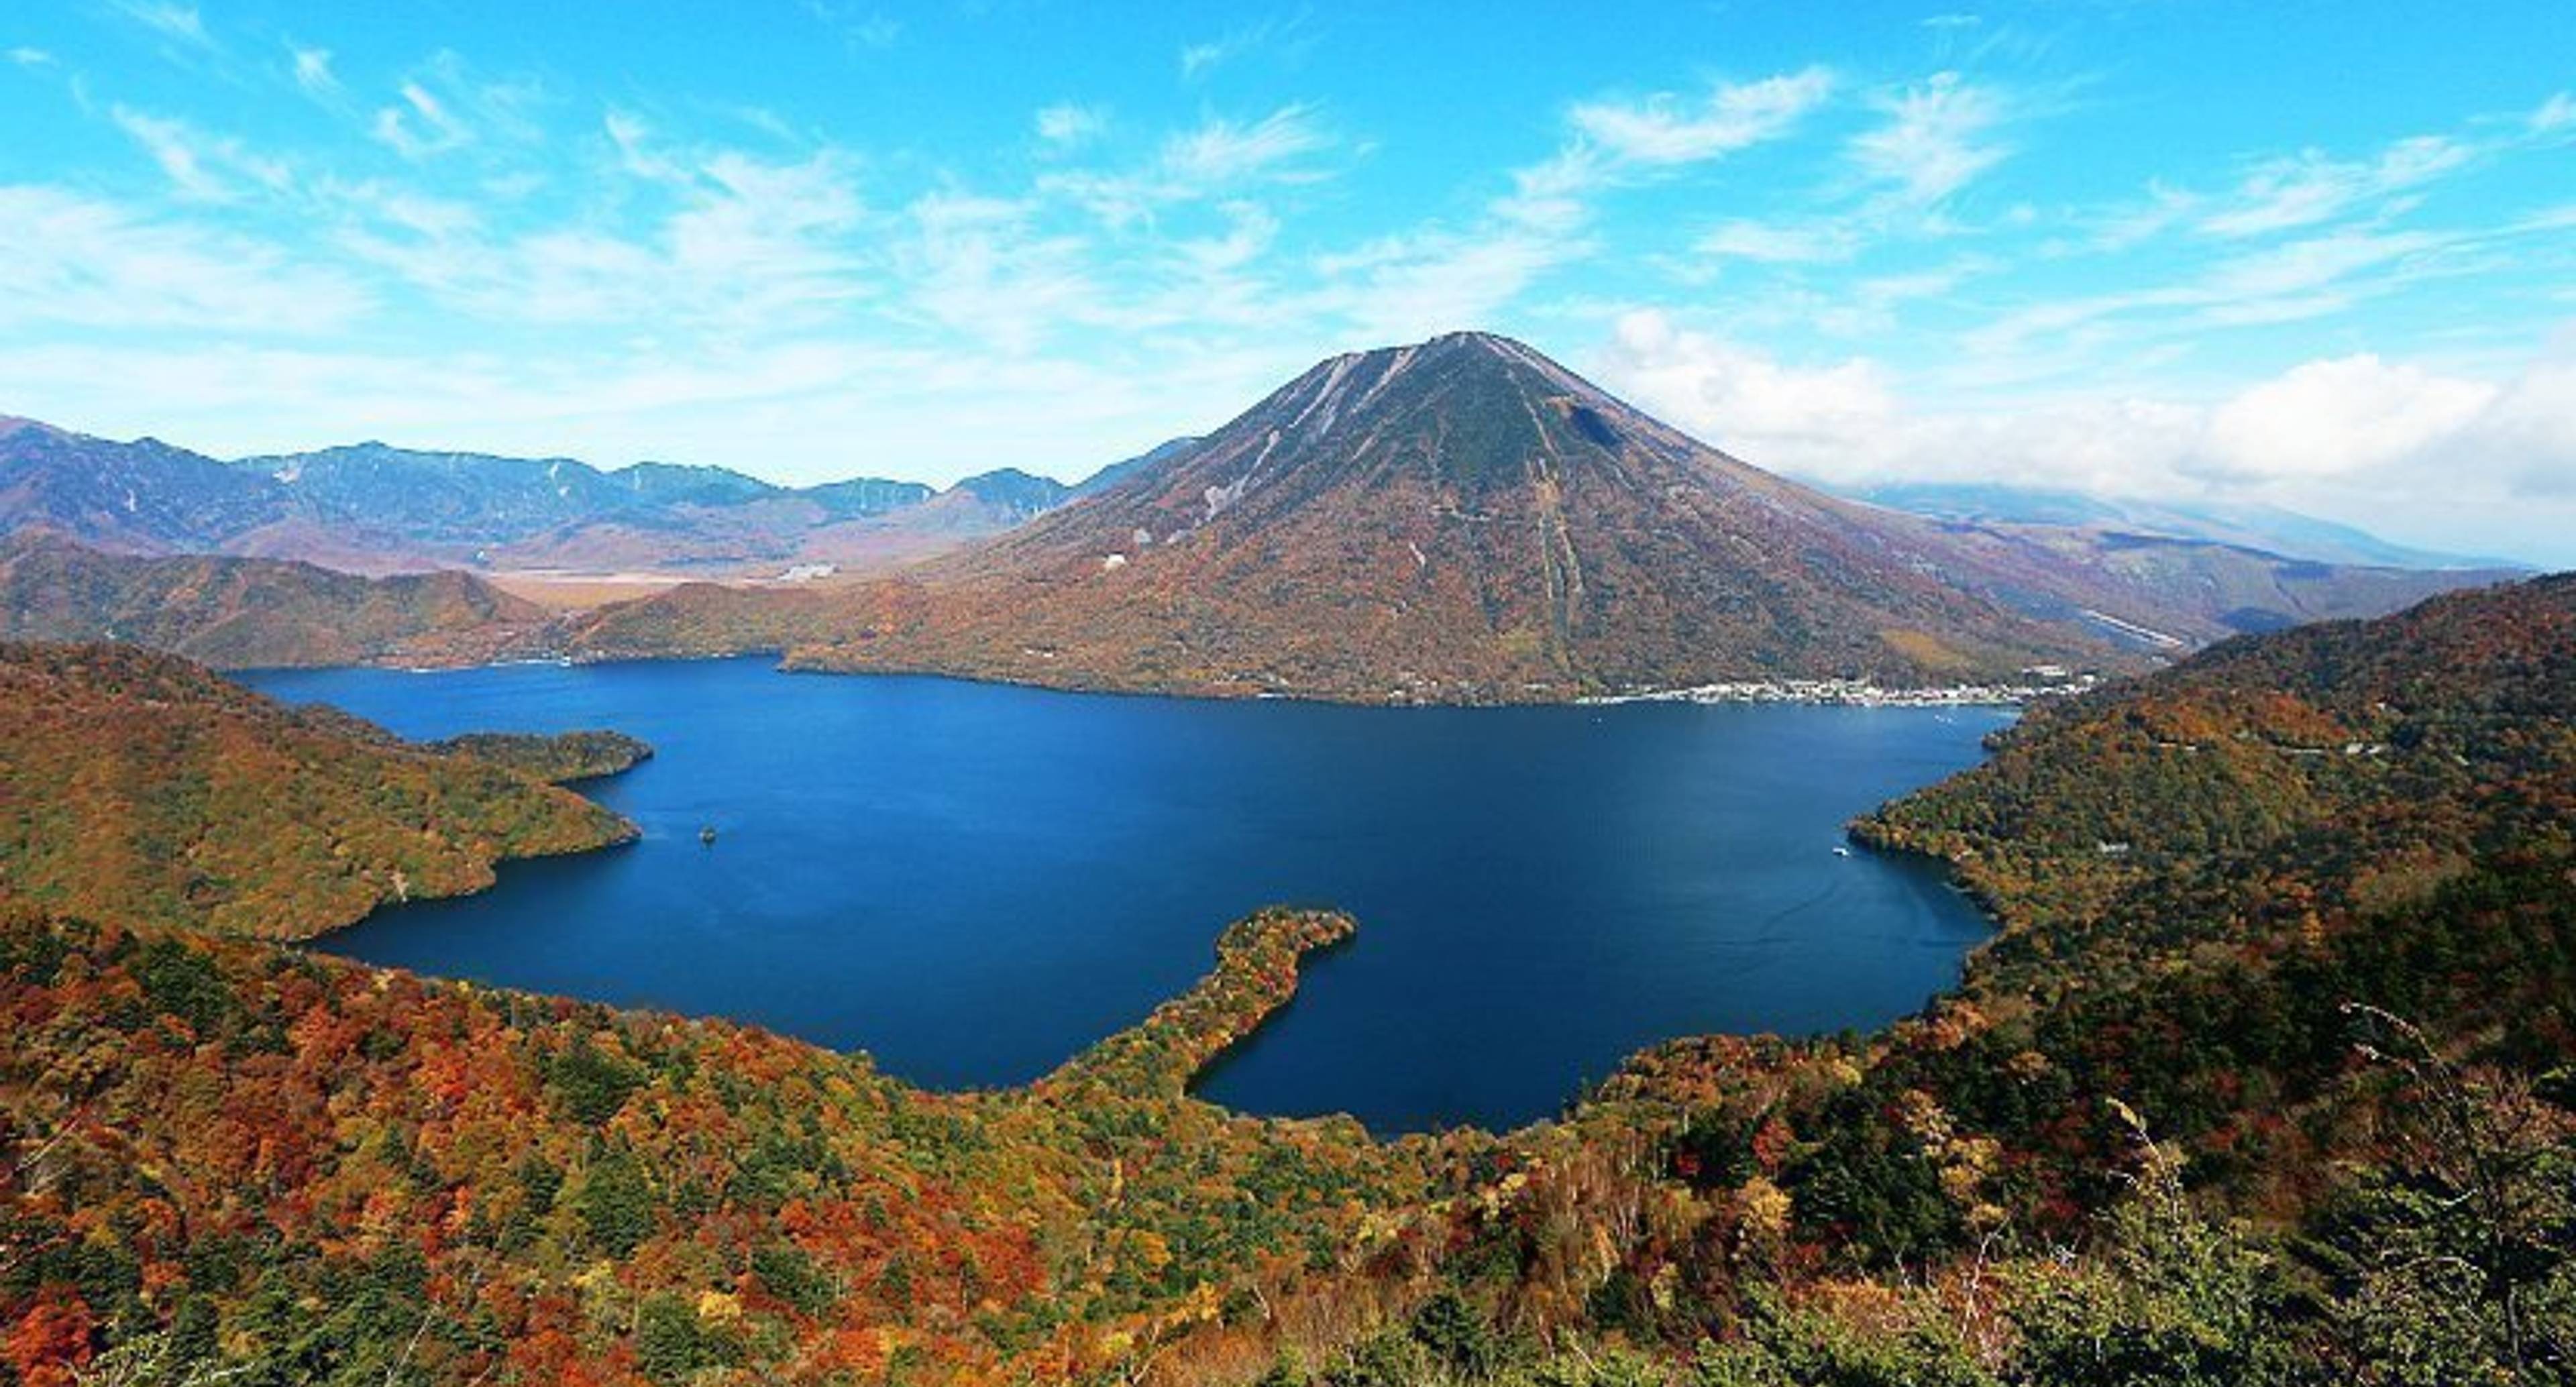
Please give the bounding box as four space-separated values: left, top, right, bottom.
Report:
276 645 2109 710
1580 673 2102 708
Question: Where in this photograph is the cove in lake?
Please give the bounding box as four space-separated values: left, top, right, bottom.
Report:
245 658 2011 1133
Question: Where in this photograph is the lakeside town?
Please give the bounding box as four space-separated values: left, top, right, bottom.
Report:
1582 667 2104 708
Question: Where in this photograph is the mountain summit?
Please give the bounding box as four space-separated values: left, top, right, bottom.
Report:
599 331 2148 699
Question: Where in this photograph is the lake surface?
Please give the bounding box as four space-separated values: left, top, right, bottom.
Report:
244 659 2011 1133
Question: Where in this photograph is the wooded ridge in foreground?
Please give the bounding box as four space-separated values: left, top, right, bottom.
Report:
3 577 2574 1384
0 641 641 940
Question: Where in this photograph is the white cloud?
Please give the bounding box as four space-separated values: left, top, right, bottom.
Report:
334 126 869 335
1161 105 1331 183
365 53 548 162
108 0 210 49
1695 219 1860 264
1850 72 2009 209
2200 354 2499 480
1041 105 1336 229
1034 103 1108 148
111 107 224 200
109 107 292 203
289 44 340 100
1590 307 2576 563
2530 91 2575 133
1566 68 1833 167
374 82 472 158
1313 227 1580 345
1494 69 1833 250
8 46 54 68
1178 17 1301 82
802 2 899 51
1595 310 1899 471
1963 228 2449 367
0 185 367 333
1179 42 1229 81
2198 135 2475 237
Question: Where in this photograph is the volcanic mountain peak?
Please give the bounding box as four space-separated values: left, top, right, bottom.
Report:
749 331 2175 699
1061 333 1647 529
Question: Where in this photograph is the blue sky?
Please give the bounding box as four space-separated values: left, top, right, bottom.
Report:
4 1 2573 561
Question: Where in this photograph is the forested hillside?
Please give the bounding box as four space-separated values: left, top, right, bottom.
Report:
0 535 556 670
5 579 2575 1384
0 643 639 938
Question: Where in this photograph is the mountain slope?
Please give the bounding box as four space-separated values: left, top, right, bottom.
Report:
0 417 296 553
0 533 556 668
594 332 2158 699
236 441 649 545
0 417 1083 576
1073 435 1201 498
1884 513 2524 639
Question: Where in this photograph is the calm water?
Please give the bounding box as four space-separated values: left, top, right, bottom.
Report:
244 659 2009 1133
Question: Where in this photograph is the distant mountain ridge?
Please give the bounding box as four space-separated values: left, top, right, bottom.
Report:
1 339 2527 689
562 332 2525 700
0 418 1089 575
1849 480 2518 571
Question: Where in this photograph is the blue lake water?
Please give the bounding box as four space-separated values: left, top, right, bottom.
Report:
244 658 2010 1133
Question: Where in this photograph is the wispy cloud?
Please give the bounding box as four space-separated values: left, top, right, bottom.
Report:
1161 105 1331 182
2198 135 2475 237
110 105 292 202
1566 67 1833 167
802 1 900 52
365 52 547 162
341 125 871 335
1034 103 1108 149
288 44 341 101
1179 14 1305 82
374 82 471 158
1849 72 2010 209
1313 224 1582 345
0 185 366 333
106 0 211 50
1964 227 2452 365
1040 105 1337 228
1695 219 1860 265
1495 68 1835 250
